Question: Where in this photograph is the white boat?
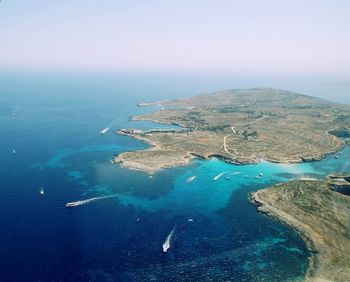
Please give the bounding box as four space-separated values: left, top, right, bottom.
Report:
186 176 196 183
66 195 116 208
162 227 176 253
99 127 110 134
66 201 84 208
12 148 16 154
213 172 227 181
259 172 263 176
39 186 45 195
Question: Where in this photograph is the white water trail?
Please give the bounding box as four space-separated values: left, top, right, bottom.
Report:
213 172 229 181
99 127 110 134
100 112 131 134
105 115 125 132
162 226 176 253
99 115 122 134
66 195 117 208
186 176 196 183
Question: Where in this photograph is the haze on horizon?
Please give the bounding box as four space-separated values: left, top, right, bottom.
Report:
1 0 350 76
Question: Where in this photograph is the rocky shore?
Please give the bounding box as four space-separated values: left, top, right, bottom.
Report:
251 176 350 282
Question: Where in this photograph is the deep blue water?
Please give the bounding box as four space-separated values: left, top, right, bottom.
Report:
0 72 349 281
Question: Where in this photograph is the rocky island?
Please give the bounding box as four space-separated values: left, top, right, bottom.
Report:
113 88 350 173
251 175 350 282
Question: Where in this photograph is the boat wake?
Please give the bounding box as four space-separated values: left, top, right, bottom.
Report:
213 172 229 181
66 195 116 208
213 171 241 181
162 226 176 253
99 127 110 134
186 176 196 183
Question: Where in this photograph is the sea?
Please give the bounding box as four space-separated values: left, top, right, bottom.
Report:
0 71 349 282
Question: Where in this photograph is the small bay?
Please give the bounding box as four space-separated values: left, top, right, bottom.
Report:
0 72 348 281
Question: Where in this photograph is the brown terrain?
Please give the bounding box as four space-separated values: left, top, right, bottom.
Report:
113 88 350 173
251 175 350 282
113 88 350 281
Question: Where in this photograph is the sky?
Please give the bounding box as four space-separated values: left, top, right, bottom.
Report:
1 0 350 75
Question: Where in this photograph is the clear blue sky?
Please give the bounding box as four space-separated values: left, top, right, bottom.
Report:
1 0 350 75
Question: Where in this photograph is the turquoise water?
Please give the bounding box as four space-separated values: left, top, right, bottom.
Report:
0 72 349 281
117 157 324 213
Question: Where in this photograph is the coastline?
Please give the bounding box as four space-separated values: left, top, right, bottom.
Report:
250 180 350 282
112 89 350 173
131 115 187 129
112 131 195 173
114 90 350 281
250 190 319 281
113 128 345 173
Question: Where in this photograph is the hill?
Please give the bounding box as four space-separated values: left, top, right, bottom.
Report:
114 88 350 172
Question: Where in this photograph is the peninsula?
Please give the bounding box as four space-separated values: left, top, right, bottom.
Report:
251 175 350 282
113 88 350 173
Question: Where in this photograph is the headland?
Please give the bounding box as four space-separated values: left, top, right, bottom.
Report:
113 88 350 173
251 175 350 282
